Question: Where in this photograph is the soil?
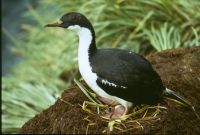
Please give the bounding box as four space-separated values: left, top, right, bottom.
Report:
20 46 200 134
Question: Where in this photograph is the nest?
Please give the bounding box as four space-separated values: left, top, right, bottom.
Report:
73 78 167 133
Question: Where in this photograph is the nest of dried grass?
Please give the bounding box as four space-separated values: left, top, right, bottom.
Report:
73 78 167 133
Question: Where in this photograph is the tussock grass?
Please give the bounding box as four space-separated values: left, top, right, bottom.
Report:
2 0 200 133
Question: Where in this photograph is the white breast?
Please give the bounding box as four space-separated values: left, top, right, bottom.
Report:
76 26 110 98
68 25 133 108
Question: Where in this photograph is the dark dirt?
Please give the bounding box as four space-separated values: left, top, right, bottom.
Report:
20 46 200 134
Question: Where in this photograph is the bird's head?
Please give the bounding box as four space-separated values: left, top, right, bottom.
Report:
45 12 93 33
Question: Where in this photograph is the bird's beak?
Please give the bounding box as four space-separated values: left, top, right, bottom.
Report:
44 20 63 27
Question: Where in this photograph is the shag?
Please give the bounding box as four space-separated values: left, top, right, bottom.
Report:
45 12 192 119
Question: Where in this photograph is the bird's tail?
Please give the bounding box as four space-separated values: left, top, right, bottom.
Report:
163 88 200 120
163 88 192 107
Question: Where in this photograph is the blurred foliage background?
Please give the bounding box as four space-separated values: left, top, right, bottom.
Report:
2 0 200 133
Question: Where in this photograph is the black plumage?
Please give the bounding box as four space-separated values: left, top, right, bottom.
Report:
91 48 164 104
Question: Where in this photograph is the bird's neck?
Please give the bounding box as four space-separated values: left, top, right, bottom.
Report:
77 27 97 60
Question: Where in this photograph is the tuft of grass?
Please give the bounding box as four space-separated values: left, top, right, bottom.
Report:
144 23 181 51
2 79 59 133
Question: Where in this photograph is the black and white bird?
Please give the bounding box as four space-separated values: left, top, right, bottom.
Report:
45 12 192 119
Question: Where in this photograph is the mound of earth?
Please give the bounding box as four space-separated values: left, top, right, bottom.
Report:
20 46 200 134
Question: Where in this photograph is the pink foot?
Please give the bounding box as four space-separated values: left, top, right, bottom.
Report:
103 105 129 119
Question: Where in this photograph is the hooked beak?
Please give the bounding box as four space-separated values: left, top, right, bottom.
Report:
44 20 63 27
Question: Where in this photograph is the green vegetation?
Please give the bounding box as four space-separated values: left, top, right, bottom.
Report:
2 0 200 133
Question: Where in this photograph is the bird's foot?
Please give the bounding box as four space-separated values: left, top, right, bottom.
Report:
98 97 119 107
103 105 128 120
